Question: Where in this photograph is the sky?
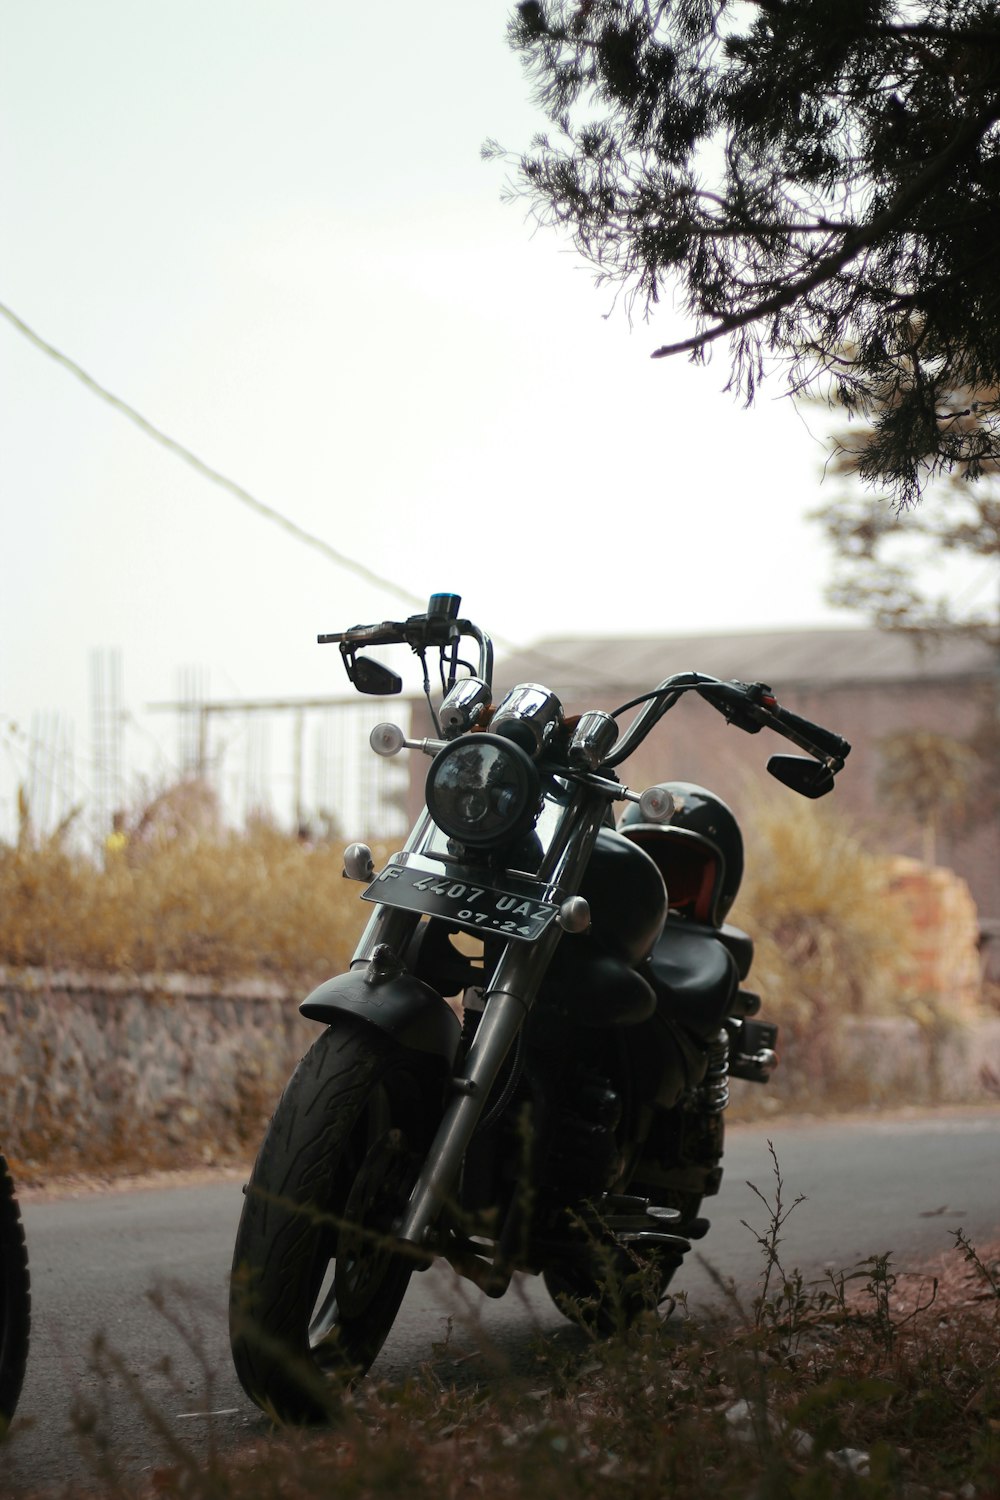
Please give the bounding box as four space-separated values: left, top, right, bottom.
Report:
0 1 907 839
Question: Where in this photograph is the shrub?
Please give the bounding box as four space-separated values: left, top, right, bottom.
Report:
0 782 380 987
730 795 920 1101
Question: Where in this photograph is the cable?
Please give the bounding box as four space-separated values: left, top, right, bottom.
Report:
0 299 425 609
1 298 654 694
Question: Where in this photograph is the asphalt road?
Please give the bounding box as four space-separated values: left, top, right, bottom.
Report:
6 1108 999 1494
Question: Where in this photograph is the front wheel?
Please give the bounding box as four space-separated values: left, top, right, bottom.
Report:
0 1152 30 1430
229 1024 434 1423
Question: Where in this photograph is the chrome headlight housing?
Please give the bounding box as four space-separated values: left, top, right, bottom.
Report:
425 733 541 849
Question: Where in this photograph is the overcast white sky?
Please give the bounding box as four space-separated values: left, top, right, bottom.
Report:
1 1 891 837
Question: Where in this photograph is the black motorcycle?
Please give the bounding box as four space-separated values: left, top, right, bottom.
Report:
230 594 850 1421
0 1151 30 1431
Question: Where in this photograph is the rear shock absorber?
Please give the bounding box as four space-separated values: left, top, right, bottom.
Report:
688 1027 730 1115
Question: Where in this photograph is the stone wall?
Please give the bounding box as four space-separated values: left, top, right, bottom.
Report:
744 1015 1000 1115
0 966 315 1168
1 966 997 1171
838 1015 1000 1104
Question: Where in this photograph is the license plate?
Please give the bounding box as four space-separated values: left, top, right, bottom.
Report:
363 863 559 941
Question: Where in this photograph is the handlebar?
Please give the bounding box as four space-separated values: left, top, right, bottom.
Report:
319 595 494 689
319 594 850 781
604 672 850 772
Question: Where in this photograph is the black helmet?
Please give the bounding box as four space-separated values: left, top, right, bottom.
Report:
617 782 744 928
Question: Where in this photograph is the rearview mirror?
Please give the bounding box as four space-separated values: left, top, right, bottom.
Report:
766 754 835 799
351 655 403 696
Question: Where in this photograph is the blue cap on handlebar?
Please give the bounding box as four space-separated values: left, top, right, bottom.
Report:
428 593 461 619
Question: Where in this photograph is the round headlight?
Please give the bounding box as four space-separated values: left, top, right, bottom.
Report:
425 733 541 849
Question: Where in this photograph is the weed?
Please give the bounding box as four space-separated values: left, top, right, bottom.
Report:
740 1139 808 1336
729 795 986 1113
0 788 378 985
12 1215 998 1499
952 1225 1000 1299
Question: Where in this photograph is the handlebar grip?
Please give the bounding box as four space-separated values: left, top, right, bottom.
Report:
318 621 405 646
768 704 852 763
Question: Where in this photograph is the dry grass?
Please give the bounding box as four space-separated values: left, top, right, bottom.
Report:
0 781 381 987
727 796 966 1111
3 781 921 1017
733 794 917 1031
43 1200 1000 1500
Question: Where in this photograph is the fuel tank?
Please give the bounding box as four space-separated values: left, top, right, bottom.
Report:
535 829 668 1027
577 827 668 965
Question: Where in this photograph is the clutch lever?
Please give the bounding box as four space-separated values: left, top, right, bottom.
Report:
317 620 406 647
695 680 764 734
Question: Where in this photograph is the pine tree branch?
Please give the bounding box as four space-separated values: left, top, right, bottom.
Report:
649 101 1000 362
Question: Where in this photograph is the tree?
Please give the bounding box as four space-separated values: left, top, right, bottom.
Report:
876 729 981 863
811 362 999 641
812 457 1000 645
495 1 1000 506
812 398 1000 852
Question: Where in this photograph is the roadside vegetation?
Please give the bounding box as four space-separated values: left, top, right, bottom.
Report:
0 781 374 988
731 795 945 1113
0 779 992 1177
57 1161 1000 1500
2 778 922 1012
738 797 912 1020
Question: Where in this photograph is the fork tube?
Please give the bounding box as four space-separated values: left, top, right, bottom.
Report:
396 939 554 1245
396 786 608 1246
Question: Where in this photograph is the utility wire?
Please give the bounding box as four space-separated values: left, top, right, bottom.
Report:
0 298 634 694
0 298 424 609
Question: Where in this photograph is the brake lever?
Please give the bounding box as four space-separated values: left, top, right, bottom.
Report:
738 682 852 768
700 680 851 772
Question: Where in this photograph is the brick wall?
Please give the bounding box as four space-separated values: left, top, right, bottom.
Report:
884 858 984 1015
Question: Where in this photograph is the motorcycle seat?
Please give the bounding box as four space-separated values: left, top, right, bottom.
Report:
643 922 739 1040
719 923 753 979
677 919 754 981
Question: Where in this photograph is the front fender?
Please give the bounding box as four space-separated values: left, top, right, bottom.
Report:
299 968 461 1065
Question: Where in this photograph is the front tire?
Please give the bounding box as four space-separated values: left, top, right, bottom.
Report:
229 1024 433 1423
0 1152 30 1430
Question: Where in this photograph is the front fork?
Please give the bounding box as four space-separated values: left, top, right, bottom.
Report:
352 794 608 1248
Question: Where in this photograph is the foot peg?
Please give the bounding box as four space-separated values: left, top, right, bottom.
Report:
592 1194 691 1254
727 1019 779 1083
600 1193 681 1223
